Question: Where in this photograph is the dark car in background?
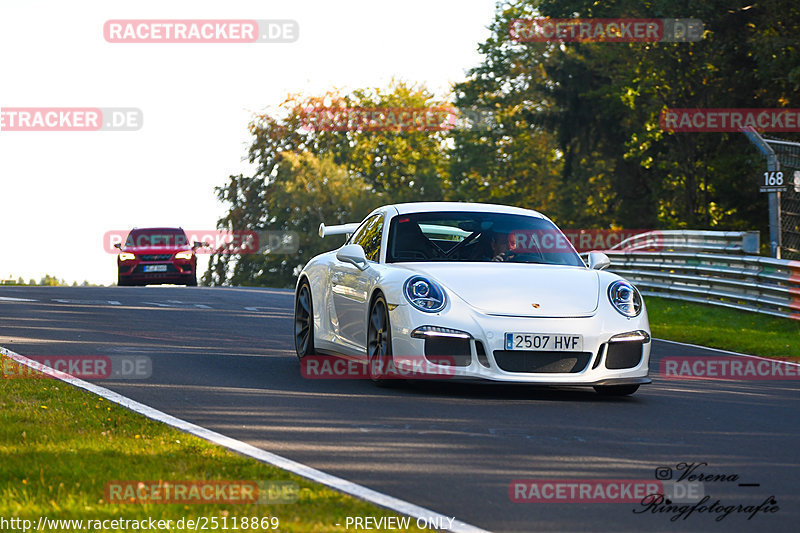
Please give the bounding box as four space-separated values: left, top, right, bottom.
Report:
115 227 202 286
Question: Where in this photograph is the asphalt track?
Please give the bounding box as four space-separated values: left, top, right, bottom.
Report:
1 286 798 532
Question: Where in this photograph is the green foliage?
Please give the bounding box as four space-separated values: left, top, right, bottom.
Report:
454 0 799 229
1 276 98 287
0 357 429 531
39 275 63 287
646 296 800 358
205 154 376 287
210 1 800 287
0 274 97 287
204 82 453 288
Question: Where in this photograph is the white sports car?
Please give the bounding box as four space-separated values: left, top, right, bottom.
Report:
294 202 650 395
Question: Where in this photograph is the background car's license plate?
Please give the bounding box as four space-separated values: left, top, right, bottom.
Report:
505 333 583 351
143 265 168 272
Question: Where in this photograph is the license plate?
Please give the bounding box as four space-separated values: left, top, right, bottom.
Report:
505 333 583 351
143 264 168 272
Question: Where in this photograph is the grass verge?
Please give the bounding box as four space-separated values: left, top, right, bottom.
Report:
0 353 430 532
645 296 800 359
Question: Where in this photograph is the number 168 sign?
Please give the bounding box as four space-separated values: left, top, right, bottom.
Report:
760 170 787 193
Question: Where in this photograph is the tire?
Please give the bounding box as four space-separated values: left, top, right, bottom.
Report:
186 275 198 286
117 276 129 287
367 293 396 386
294 280 315 359
593 384 640 396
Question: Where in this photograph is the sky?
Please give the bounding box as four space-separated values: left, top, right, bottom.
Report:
0 0 499 285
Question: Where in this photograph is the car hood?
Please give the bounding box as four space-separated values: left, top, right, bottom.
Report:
398 263 599 318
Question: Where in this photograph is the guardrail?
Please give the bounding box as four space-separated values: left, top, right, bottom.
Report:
607 229 760 254
582 231 800 321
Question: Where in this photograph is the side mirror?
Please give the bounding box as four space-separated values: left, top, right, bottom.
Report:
588 251 611 270
114 243 122 250
192 241 209 250
336 244 369 270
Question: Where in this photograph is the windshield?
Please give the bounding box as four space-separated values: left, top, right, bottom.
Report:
386 211 585 266
125 229 189 248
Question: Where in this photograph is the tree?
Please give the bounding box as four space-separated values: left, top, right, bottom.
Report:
204 153 375 287
205 82 453 287
39 275 62 286
453 0 800 231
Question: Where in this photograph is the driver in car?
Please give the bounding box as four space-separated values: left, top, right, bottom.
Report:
490 231 512 261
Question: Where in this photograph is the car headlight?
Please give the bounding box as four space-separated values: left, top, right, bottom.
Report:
175 251 194 260
403 276 446 313
607 280 642 317
119 252 136 261
411 325 472 339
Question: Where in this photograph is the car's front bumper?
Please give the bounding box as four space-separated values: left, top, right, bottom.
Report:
388 303 651 385
118 260 195 285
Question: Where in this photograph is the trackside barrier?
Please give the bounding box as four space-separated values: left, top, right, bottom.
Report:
607 230 760 254
582 231 800 321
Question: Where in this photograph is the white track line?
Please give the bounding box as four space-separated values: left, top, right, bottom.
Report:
0 346 489 533
654 338 800 367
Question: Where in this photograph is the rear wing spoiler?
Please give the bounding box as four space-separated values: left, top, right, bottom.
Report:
318 222 360 238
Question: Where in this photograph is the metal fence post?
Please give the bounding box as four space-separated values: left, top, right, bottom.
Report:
742 127 781 258
767 157 782 259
